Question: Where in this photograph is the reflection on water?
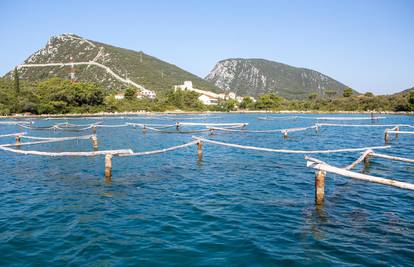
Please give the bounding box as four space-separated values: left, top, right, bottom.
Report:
0 114 413 266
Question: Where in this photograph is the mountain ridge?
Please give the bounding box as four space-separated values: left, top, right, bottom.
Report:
206 58 354 99
5 33 221 94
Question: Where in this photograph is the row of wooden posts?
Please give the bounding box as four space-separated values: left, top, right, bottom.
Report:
12 122 410 203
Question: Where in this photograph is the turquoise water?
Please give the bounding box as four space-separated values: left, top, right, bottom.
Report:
0 114 413 266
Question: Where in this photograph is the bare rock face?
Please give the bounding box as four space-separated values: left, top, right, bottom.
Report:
206 58 352 99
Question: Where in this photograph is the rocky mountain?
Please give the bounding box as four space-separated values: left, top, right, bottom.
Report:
5 33 220 94
206 58 353 99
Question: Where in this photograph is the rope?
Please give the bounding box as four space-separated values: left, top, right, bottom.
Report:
56 122 102 127
96 124 129 128
306 156 414 191
387 130 414 134
0 135 94 147
120 140 199 157
0 132 26 138
192 136 391 154
371 152 414 163
178 122 248 127
317 123 412 128
257 116 299 120
18 124 56 130
209 125 317 133
0 121 31 125
0 146 133 157
316 117 386 121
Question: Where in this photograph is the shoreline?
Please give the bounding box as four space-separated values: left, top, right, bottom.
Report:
1 110 413 119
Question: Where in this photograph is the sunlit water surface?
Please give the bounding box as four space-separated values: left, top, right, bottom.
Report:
0 114 413 266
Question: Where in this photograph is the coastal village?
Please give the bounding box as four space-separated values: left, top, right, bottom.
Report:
114 80 255 105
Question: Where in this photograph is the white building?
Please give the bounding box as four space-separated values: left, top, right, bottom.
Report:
114 89 156 100
174 81 238 105
114 93 125 100
140 89 156 99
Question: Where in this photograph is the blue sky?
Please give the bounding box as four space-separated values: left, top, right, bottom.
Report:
1 0 413 94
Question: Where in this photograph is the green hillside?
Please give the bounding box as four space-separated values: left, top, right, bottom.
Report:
5 33 220 94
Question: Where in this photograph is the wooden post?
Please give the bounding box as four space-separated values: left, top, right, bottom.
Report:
91 135 98 151
15 135 21 147
92 125 97 134
315 170 325 205
142 125 147 134
364 154 370 168
197 141 203 160
104 154 113 181
176 122 180 131
395 127 399 140
384 130 389 144
315 125 320 134
283 131 288 139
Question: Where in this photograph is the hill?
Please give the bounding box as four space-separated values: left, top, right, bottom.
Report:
4 33 220 94
206 58 354 99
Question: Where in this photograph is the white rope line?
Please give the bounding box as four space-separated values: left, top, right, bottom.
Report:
306 156 414 191
209 125 317 133
0 135 94 147
120 140 199 157
192 136 391 154
18 124 56 130
95 124 129 128
371 152 414 163
317 123 414 128
56 122 102 127
0 132 26 138
0 121 31 125
127 123 176 128
257 116 299 121
179 122 248 127
316 117 386 121
0 146 133 157
387 130 414 134
140 125 213 134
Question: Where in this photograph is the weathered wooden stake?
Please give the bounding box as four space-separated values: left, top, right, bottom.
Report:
384 130 389 144
15 135 21 146
315 170 325 205
92 125 97 134
395 127 399 140
364 154 370 168
315 125 320 134
283 131 288 139
104 154 113 181
91 135 98 150
142 125 147 134
197 141 203 160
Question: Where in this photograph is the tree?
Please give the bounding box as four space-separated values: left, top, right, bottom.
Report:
14 67 20 95
324 89 337 99
125 87 137 100
408 90 414 111
13 67 20 113
343 88 353 97
239 96 254 109
308 92 318 100
364 92 374 97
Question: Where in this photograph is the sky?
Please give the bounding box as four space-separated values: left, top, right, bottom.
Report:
1 0 413 94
